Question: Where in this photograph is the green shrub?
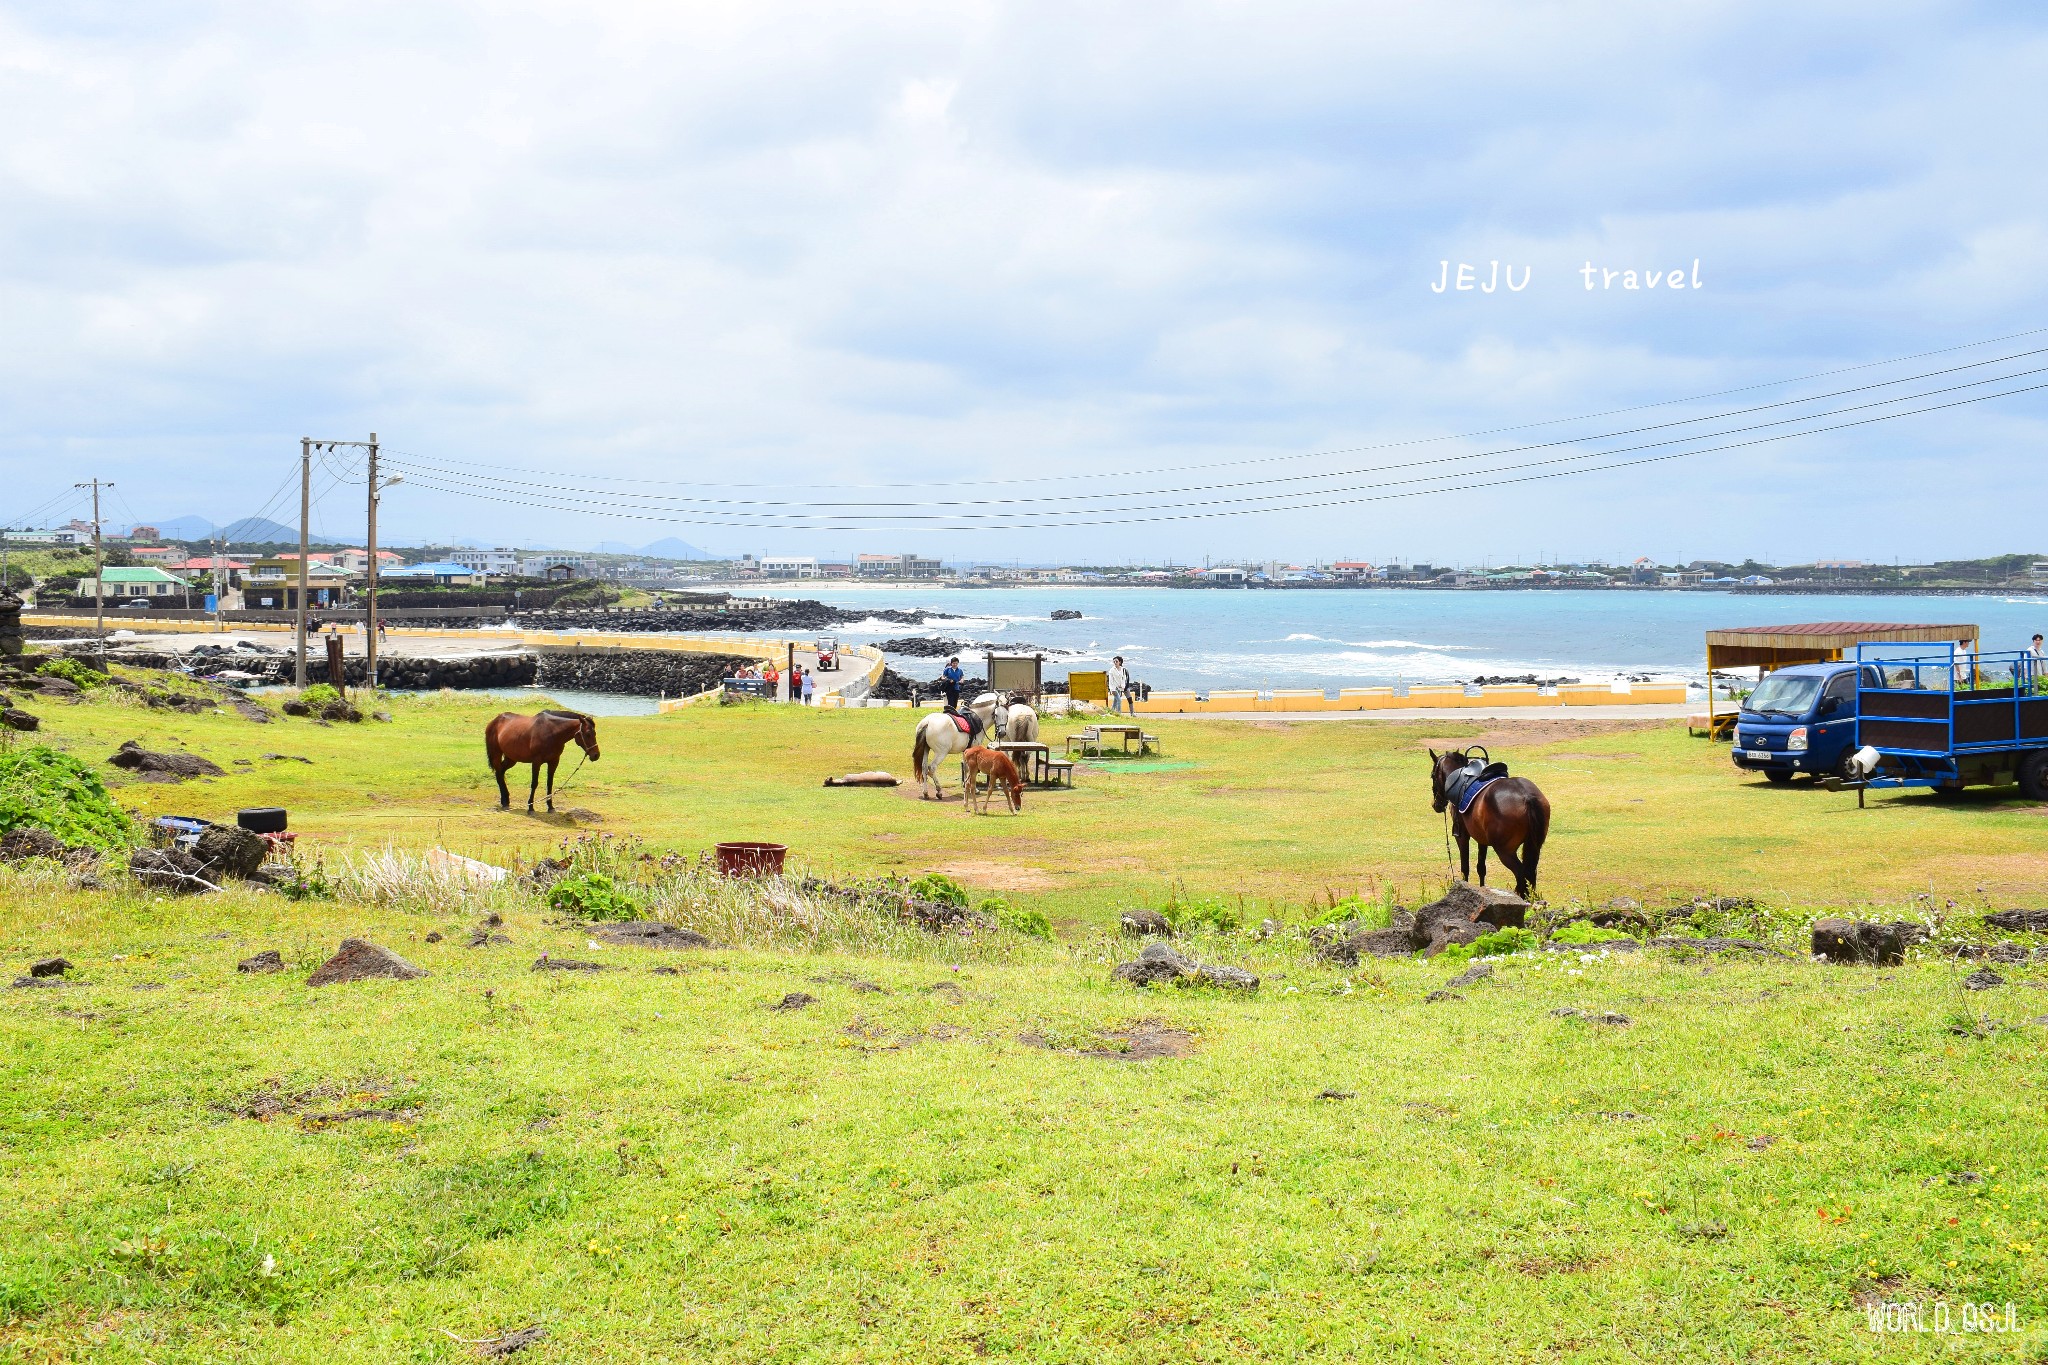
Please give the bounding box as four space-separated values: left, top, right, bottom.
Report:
1306 894 1391 931
1160 888 1241 933
980 896 1051 940
36 657 106 690
1548 921 1637 946
298 683 341 708
1433 926 1540 966
546 872 641 921
0 745 134 850
908 873 969 908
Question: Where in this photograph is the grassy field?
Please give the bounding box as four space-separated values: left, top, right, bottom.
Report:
14 678 2048 924
2 677 2046 1360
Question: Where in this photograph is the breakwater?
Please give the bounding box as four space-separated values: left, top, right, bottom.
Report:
102 647 761 697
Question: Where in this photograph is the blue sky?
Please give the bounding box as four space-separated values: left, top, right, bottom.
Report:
1 1 2044 564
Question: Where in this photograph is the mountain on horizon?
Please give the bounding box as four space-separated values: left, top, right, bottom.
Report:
147 515 341 545
640 536 711 559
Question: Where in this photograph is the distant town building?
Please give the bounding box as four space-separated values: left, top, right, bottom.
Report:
128 525 160 541
517 554 585 578
380 561 480 587
74 566 193 599
328 548 405 575
856 553 942 578
759 555 819 578
447 548 520 576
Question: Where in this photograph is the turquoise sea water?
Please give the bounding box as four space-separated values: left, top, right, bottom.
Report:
729 585 2048 692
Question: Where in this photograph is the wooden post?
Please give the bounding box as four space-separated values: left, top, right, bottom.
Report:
294 438 310 687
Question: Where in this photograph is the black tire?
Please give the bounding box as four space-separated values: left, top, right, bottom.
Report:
1765 769 1794 786
2019 750 2048 802
236 807 288 834
1833 749 1862 782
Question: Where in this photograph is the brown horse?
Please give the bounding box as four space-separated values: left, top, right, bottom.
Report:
486 710 600 812
959 746 1025 814
1429 747 1550 898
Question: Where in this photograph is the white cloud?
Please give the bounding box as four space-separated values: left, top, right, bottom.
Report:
0 0 2043 561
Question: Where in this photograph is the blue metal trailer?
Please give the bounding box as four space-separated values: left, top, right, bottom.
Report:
1852 643 2048 799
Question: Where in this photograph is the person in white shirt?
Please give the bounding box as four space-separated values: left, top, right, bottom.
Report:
1107 656 1129 714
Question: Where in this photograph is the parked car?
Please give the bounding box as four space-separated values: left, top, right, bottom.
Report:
1731 662 1872 783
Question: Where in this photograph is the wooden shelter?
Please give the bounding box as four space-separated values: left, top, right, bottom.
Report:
1702 621 1980 735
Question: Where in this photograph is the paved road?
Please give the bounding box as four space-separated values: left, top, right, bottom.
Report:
1139 704 1694 723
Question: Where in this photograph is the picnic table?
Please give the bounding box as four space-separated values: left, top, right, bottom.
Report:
1064 724 1162 758
994 740 1060 787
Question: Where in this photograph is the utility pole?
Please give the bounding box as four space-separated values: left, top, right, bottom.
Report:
211 533 224 633
365 432 395 691
73 479 111 661
295 438 310 687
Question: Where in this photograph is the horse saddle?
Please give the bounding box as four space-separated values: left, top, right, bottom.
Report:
1445 758 1509 814
949 711 984 744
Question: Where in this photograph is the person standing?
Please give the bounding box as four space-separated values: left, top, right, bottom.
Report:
787 663 803 704
1107 655 1129 714
801 668 816 706
763 660 780 700
941 656 964 712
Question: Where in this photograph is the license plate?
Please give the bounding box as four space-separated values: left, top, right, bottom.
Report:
1738 748 1767 759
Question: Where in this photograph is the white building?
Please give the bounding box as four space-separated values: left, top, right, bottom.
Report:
448 548 521 576
759 555 819 578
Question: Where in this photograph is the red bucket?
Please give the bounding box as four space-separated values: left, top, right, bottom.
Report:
715 841 787 878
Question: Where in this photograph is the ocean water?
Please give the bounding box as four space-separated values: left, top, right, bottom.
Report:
722 585 2048 692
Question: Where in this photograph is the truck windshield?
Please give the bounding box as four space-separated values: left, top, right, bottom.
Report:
1745 674 1823 716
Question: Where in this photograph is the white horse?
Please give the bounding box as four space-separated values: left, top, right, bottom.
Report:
912 710 980 799
966 691 1039 743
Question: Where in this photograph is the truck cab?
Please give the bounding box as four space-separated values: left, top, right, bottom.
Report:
1731 662 1871 784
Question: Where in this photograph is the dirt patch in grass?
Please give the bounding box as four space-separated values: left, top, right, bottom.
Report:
1542 752 1642 762
930 859 1057 892
1405 719 1672 748
220 1078 418 1128
1021 1019 1195 1061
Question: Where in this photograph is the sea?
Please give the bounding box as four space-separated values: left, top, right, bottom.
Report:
713 585 2048 693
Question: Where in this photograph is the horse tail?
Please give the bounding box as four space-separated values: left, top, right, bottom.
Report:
484 715 505 767
912 724 930 776
1522 790 1551 892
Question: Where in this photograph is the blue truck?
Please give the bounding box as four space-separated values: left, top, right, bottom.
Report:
1729 661 1872 784
1848 643 2048 799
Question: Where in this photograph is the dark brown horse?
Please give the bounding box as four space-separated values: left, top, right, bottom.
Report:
1429 747 1550 898
486 710 600 812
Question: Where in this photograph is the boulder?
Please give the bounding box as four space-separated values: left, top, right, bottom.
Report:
770 990 817 1010
1963 968 2004 991
589 921 712 950
107 739 224 780
1811 918 1907 966
281 699 313 717
1410 882 1529 956
129 847 218 893
192 823 267 880
1195 963 1260 990
1111 941 1194 986
29 957 72 978
1119 908 1172 937
1 707 38 731
1442 961 1494 991
1317 927 1416 965
237 950 285 974
318 700 363 723
1985 909 2048 934
306 938 427 987
0 827 69 862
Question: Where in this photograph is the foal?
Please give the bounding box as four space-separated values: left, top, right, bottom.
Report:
959 746 1025 814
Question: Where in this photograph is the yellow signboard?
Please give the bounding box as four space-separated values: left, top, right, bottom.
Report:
1067 670 1109 703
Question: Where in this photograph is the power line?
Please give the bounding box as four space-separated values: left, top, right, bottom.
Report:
385 362 2048 527
383 376 2048 532
385 326 2048 494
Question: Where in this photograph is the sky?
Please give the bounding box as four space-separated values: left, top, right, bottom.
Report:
1 1 2045 565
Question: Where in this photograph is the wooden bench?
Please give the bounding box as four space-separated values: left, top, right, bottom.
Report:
1041 759 1076 788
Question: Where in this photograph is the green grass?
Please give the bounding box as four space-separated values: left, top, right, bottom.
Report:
2 677 2046 1359
15 680 2047 925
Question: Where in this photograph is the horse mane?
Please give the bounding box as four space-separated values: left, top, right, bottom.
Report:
539 709 593 724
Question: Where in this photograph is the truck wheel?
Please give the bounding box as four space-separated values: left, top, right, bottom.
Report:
1765 769 1794 785
2020 751 2048 802
1833 750 1862 781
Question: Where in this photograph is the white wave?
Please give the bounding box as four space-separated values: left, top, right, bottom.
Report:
1277 632 1476 650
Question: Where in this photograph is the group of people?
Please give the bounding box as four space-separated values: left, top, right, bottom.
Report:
731 659 816 703
934 653 1143 713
